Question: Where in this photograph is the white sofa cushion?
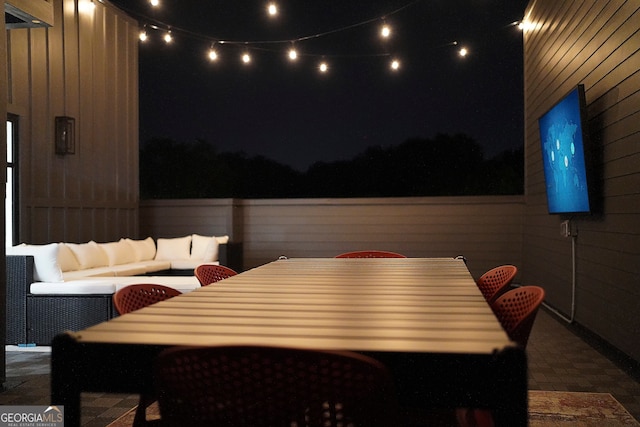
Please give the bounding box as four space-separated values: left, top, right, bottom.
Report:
57 243 81 272
30 280 117 295
190 234 220 262
125 237 156 261
66 241 109 269
7 243 64 282
31 276 200 295
100 240 136 266
155 236 192 260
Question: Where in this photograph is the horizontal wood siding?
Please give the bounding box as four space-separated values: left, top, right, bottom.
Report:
6 0 139 244
140 196 524 280
523 0 640 361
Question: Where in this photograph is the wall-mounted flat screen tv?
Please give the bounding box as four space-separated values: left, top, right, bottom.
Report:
538 84 591 214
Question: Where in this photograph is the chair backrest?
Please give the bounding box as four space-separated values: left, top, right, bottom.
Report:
194 264 238 286
112 284 181 315
476 265 518 303
335 250 407 258
154 345 399 427
491 286 545 348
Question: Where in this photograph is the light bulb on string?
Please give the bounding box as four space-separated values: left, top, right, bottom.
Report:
267 2 278 17
288 44 298 61
139 26 148 42
150 0 159 6
458 47 468 57
164 30 172 44
208 44 218 61
318 61 329 73
380 22 391 39
390 58 400 71
242 52 251 64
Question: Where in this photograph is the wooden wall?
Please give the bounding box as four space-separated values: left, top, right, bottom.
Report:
6 0 139 244
522 1 640 362
140 196 525 280
1 0 9 385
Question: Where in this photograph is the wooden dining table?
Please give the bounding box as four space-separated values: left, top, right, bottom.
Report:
51 257 527 426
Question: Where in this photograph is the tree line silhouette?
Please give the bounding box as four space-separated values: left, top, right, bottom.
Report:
139 133 523 199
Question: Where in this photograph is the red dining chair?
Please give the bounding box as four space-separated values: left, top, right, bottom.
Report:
491 285 546 348
113 283 181 316
112 284 182 427
335 250 407 258
476 265 518 303
153 345 400 427
194 264 238 286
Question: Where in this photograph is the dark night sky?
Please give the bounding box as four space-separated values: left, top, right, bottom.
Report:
110 0 529 171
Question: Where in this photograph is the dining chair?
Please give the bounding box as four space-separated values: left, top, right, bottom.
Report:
335 250 407 258
113 283 182 316
491 285 546 348
112 284 182 427
476 264 518 303
194 264 238 286
153 345 400 427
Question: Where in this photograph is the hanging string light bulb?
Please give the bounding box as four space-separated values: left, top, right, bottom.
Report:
380 22 391 39
267 2 278 17
242 51 252 64
288 43 298 61
164 30 172 44
318 61 329 73
458 47 468 57
139 28 148 42
390 58 400 70
208 43 218 61
150 0 159 6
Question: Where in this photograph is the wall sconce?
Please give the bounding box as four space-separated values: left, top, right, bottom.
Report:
55 116 75 155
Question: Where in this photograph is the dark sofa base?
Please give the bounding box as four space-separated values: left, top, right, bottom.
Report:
26 295 115 345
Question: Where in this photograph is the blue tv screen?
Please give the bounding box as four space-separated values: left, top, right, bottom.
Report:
538 85 591 214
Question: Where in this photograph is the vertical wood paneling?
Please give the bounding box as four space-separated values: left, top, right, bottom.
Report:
0 0 8 385
523 0 640 362
7 0 139 244
140 196 524 280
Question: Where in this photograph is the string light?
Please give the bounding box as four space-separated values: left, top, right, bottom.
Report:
208 44 218 61
288 45 298 61
380 23 391 39
267 2 278 17
126 1 521 76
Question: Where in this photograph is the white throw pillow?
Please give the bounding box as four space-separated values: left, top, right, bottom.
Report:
125 237 156 261
100 240 136 266
7 243 64 282
57 243 81 272
191 234 220 262
216 235 230 244
155 236 192 260
66 241 109 269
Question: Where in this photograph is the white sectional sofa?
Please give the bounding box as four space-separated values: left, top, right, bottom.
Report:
6 234 232 345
